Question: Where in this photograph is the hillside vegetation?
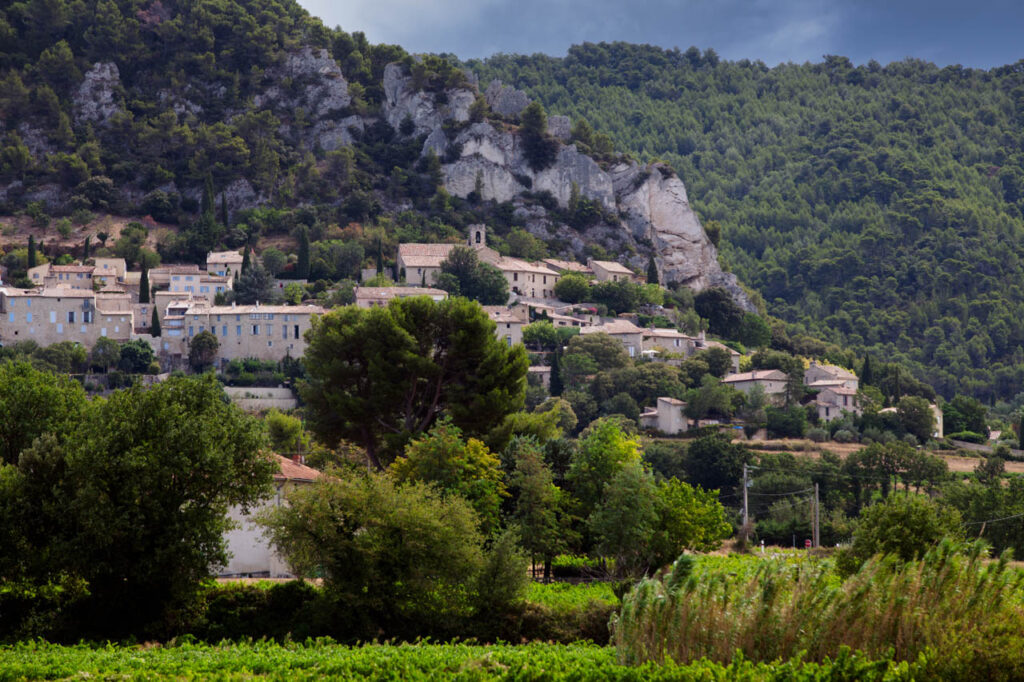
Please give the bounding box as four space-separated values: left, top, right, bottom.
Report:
470 44 1024 402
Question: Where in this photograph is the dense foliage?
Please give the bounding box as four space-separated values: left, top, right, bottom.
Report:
471 44 1024 402
0 367 274 640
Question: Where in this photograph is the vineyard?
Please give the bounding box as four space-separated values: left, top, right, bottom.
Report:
0 640 933 681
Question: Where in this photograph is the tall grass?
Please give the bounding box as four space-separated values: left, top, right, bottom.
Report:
612 541 1024 678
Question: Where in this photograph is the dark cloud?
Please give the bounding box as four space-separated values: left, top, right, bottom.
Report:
298 0 1024 68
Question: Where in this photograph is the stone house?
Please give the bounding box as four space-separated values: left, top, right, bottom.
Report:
721 369 788 403
157 301 324 365
0 286 134 347
804 361 858 391
815 386 861 421
483 305 528 347
28 263 96 290
396 225 560 300
580 319 646 358
589 259 638 283
639 397 689 435
207 250 245 278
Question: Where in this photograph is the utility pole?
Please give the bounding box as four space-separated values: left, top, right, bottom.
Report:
814 483 820 548
742 464 749 544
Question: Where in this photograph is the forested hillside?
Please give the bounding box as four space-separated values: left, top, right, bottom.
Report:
470 44 1024 402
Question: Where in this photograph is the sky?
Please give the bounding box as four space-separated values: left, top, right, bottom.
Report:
296 0 1024 68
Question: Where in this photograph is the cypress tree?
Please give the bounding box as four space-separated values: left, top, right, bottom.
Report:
861 355 873 386
296 226 310 280
549 349 563 397
646 255 659 285
376 237 384 273
242 244 251 273
201 171 215 217
139 265 150 303
150 308 161 337
27 235 36 268
220 193 229 227
83 235 91 261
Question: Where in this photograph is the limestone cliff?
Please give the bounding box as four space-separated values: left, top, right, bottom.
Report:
381 64 752 309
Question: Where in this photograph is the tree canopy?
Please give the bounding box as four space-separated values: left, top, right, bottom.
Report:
301 296 528 469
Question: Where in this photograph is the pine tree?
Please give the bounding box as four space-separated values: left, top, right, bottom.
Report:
27 235 36 269
139 265 150 303
150 308 161 337
647 255 659 285
296 226 310 280
83 235 91 261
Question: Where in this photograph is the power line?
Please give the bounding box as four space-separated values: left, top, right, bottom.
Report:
963 511 1024 526
747 487 815 497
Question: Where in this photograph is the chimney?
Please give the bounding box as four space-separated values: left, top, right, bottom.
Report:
291 454 304 465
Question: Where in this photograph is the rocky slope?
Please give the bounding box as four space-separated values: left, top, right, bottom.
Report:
380 64 752 309
3 39 751 309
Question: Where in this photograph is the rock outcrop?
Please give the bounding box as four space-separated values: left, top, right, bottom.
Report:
484 80 530 117
254 47 350 117
442 122 614 211
612 162 755 310
382 63 475 137
253 47 356 151
73 62 122 126
439 115 752 309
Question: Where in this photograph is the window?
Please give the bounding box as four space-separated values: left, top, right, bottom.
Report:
6 313 12 322
628 346 636 358
68 311 75 323
252 325 259 335
80 326 86 334
294 325 299 339
236 326 241 336
173 276 180 281
513 273 518 281
188 326 194 336
50 311 56 323
222 325 228 336
101 328 107 336
25 313 31 323
57 323 63 334
282 325 288 338
25 300 30 307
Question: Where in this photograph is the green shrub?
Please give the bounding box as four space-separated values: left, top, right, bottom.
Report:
946 430 987 444
613 541 1023 676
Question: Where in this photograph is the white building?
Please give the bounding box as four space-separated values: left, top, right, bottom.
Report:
639 397 689 435
721 369 788 403
220 455 321 578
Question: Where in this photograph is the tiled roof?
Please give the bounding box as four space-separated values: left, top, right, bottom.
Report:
644 328 694 339
658 397 686 406
580 319 644 335
274 455 322 483
495 256 560 277
52 265 95 273
356 287 448 298
207 251 244 263
591 260 635 275
542 258 592 274
722 369 788 383
186 303 326 315
820 386 858 396
151 265 203 275
483 305 526 323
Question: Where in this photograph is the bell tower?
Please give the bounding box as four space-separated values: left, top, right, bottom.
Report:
468 224 486 248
